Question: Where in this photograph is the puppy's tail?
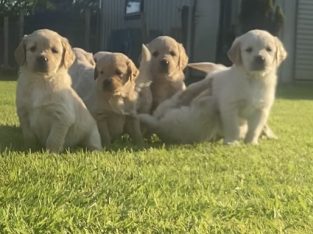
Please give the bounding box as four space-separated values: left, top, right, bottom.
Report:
188 62 227 74
138 113 159 130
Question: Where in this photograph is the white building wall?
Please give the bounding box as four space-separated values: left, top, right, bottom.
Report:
277 0 297 83
293 0 313 81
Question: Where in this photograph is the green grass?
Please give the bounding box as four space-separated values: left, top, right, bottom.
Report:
0 80 313 233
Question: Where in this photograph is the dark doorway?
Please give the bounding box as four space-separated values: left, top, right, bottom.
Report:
216 0 235 66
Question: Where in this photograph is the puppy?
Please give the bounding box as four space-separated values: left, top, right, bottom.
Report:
76 52 144 146
69 47 95 99
188 30 287 144
188 62 277 140
147 36 188 111
139 79 219 144
15 29 102 152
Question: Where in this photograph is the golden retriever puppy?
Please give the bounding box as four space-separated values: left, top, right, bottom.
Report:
69 47 95 98
188 63 277 140
75 52 144 146
138 78 220 144
187 30 287 144
15 29 102 152
147 36 188 111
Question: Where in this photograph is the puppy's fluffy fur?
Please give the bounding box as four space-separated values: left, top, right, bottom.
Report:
15 29 102 152
147 36 188 111
73 52 144 146
139 83 218 144
140 30 287 144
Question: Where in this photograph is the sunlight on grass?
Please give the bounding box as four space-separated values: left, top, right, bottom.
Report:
0 80 313 233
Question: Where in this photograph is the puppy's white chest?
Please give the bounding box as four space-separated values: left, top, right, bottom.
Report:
30 85 54 109
250 87 266 109
241 82 267 116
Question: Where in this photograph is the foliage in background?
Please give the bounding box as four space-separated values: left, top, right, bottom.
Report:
239 0 284 35
0 0 99 16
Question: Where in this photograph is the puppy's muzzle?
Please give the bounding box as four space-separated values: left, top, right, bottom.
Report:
252 55 266 71
160 58 170 72
102 79 113 91
35 55 49 72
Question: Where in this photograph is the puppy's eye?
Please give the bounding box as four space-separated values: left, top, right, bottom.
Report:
51 47 59 54
152 51 159 57
245 47 253 53
100 70 104 75
170 51 176 56
266 46 272 52
29 46 36 52
115 69 123 76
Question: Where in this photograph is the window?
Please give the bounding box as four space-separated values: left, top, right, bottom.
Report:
125 0 143 19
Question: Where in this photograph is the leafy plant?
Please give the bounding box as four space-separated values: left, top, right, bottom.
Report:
239 0 284 35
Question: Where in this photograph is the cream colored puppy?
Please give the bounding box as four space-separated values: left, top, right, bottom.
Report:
147 36 188 111
69 47 95 99
189 29 287 144
15 29 102 152
138 63 225 143
138 78 220 144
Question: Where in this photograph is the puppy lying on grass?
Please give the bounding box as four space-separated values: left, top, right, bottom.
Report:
138 63 224 144
15 29 102 152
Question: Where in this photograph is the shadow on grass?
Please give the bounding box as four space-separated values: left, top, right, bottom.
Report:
0 70 18 81
0 125 25 152
0 125 167 154
277 83 313 100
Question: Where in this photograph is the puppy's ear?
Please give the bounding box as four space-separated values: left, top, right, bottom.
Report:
127 59 139 81
228 37 242 65
61 37 75 69
275 37 287 65
178 43 188 70
94 66 98 80
15 35 28 66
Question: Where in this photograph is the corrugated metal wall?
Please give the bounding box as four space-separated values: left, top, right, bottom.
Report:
144 0 192 35
294 0 313 80
100 0 192 50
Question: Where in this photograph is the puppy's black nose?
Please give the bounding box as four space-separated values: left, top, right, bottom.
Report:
103 79 112 89
160 59 169 68
37 55 48 64
255 55 265 65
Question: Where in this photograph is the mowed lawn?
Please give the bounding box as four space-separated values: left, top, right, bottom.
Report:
0 79 313 233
